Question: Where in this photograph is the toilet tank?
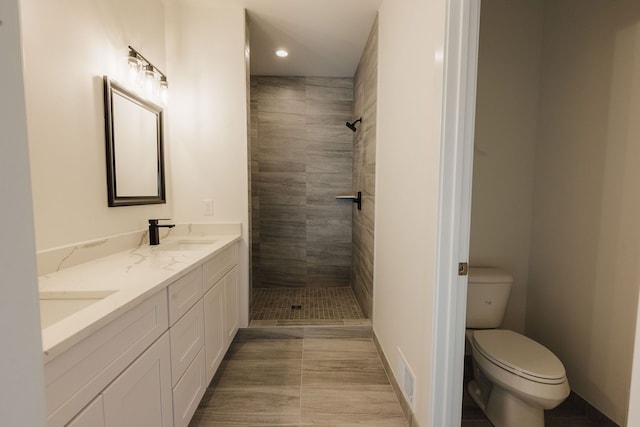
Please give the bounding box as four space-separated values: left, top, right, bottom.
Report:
466 267 513 329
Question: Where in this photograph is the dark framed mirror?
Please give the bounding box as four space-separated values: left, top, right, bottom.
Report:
103 76 166 207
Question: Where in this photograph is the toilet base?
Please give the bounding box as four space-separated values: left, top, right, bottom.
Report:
470 380 544 427
467 378 489 411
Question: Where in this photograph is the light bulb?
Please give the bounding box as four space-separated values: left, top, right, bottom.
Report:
159 76 168 107
143 64 155 80
127 50 141 69
143 64 156 100
127 50 141 88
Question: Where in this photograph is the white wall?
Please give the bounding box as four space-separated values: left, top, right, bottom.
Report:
0 0 46 423
165 0 250 325
21 0 171 251
527 1 640 423
469 0 543 333
374 0 446 424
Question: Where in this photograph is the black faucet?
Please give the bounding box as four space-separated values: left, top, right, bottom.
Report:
148 219 175 245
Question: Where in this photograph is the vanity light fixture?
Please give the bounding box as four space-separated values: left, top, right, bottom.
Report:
126 46 168 106
275 49 289 58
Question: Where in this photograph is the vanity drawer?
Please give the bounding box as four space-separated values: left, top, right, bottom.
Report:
170 299 204 386
172 347 206 427
203 243 238 292
45 289 168 427
168 266 203 325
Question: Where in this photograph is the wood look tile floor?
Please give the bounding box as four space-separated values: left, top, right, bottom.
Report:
462 379 603 427
190 335 408 426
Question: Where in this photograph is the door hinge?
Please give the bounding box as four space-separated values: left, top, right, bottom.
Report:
458 262 468 276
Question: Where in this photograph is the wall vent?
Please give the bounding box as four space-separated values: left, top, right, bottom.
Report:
397 348 416 407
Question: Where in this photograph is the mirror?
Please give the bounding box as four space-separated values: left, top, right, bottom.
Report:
103 76 166 206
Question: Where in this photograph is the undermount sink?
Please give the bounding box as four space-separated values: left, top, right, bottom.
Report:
39 290 116 329
154 239 218 252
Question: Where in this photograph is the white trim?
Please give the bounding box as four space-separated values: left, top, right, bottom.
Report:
627 288 640 425
429 0 480 426
0 0 48 424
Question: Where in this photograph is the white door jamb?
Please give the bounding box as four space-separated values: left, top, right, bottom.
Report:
429 0 481 425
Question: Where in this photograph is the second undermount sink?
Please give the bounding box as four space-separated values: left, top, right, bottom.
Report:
154 239 218 252
39 290 117 329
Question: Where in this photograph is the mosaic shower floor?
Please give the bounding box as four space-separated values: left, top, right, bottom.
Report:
250 287 368 326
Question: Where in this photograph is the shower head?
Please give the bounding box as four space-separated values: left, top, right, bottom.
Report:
346 118 362 132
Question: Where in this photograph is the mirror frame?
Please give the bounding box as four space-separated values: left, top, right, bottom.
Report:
103 76 166 207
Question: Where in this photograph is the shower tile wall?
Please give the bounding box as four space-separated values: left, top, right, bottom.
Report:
251 76 354 289
352 17 378 318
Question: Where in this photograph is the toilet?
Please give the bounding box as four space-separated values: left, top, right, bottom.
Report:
466 267 570 427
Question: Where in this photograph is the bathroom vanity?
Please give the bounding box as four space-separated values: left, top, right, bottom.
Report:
37 226 241 427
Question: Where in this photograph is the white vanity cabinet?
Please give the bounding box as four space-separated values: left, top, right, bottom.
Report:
44 240 240 427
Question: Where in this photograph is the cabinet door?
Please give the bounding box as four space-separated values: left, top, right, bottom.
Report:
224 266 239 344
66 395 105 427
203 280 225 383
103 333 173 427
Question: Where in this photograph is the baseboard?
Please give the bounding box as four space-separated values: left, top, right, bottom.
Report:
372 331 420 427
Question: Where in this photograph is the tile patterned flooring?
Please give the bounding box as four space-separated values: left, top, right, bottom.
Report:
190 332 408 426
251 287 366 326
462 379 604 427
203 290 611 427
190 330 609 427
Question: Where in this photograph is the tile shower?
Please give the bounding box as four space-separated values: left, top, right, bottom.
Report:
250 76 354 289
249 18 378 322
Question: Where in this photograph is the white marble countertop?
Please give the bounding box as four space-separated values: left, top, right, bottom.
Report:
39 228 241 363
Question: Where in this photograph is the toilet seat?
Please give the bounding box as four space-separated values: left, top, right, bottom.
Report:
471 329 566 385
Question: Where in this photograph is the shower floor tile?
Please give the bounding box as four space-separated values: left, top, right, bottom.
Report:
251 287 365 323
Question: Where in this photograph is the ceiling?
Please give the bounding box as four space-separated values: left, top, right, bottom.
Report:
221 0 382 77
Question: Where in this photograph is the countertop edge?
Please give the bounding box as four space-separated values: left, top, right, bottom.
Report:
41 234 241 363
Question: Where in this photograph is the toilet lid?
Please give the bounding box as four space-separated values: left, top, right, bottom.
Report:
472 330 566 384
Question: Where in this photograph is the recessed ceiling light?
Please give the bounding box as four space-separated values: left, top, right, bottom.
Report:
275 49 289 58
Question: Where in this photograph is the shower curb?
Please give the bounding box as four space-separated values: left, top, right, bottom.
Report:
236 324 372 341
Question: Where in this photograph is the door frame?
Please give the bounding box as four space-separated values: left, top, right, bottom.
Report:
429 0 481 425
430 2 640 425
628 291 640 424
